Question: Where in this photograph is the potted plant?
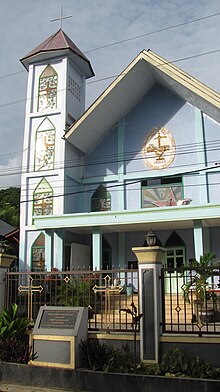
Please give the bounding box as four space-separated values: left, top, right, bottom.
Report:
182 252 219 325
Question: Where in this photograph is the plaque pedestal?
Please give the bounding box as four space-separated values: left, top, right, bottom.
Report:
30 306 88 369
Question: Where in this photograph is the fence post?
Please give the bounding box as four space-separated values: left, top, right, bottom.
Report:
0 267 8 313
132 246 166 364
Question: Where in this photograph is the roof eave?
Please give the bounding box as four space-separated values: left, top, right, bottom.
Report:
65 49 220 153
20 48 95 78
65 51 146 140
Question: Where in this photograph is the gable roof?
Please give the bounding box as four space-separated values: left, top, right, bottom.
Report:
20 29 94 78
0 219 15 237
65 49 220 153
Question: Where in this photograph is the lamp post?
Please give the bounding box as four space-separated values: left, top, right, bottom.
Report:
145 229 156 247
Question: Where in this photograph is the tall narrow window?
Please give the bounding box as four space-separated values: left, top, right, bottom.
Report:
33 178 53 216
35 117 55 171
31 233 45 271
38 65 58 111
91 185 111 212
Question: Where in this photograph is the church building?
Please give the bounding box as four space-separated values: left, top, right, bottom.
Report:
19 29 220 272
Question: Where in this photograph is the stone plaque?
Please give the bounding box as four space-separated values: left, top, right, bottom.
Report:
31 306 88 369
39 309 79 329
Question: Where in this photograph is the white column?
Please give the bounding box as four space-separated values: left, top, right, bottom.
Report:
92 227 102 270
45 230 53 271
193 220 203 260
53 230 63 270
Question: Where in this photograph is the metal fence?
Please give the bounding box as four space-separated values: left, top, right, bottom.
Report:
5 268 139 333
6 265 220 336
161 266 220 336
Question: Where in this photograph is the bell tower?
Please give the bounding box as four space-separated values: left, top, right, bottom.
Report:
19 29 94 270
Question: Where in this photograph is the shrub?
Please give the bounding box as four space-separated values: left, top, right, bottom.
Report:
0 303 32 364
154 347 220 379
0 303 30 339
80 342 220 379
0 336 35 364
80 339 133 373
57 274 99 308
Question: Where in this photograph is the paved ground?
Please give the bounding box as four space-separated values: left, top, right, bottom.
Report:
0 383 87 392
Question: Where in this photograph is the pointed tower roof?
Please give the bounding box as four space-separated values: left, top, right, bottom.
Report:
20 29 94 78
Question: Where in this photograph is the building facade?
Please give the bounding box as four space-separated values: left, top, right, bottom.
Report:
19 30 220 271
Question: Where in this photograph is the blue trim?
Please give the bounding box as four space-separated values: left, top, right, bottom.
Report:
117 118 125 210
195 109 208 203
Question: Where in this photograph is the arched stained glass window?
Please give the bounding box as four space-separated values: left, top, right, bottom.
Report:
31 232 45 271
34 117 55 171
38 64 58 111
33 178 53 216
91 185 111 212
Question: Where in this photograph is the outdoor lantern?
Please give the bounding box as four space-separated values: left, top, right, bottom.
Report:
145 229 156 246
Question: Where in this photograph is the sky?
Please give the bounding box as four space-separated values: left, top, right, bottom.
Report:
1 0 220 188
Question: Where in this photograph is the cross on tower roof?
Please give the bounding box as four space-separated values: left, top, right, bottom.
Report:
51 6 72 29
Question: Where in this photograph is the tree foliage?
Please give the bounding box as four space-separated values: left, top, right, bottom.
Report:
0 187 20 227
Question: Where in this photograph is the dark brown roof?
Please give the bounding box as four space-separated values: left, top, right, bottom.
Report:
20 29 94 77
0 219 15 237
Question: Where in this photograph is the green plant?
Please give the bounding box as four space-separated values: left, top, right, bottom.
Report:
79 342 220 379
0 303 32 364
119 301 143 368
80 339 133 373
0 336 36 364
159 346 220 379
182 252 218 324
57 274 98 308
80 339 111 371
0 303 30 339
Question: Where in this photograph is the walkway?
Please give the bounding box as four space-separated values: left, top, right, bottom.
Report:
0 383 90 392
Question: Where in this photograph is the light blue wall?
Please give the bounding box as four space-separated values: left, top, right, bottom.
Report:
124 84 195 174
80 84 220 213
65 141 84 179
207 172 220 203
86 126 118 178
64 177 81 214
203 115 220 166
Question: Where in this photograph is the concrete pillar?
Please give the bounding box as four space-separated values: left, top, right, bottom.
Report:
193 220 203 260
132 246 166 364
45 230 53 271
92 227 102 270
53 230 63 270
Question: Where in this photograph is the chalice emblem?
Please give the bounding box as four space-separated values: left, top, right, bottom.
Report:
142 127 176 169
